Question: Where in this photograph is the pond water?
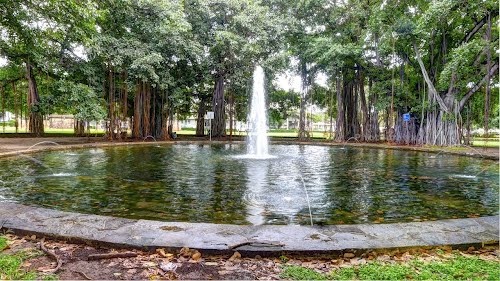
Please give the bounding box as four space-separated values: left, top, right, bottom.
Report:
0 144 498 225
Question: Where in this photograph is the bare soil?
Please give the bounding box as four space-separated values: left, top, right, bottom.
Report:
1 234 499 280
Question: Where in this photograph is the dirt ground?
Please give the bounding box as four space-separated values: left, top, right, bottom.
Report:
2 234 499 280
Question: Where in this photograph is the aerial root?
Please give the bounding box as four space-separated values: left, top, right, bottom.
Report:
39 237 63 273
87 251 138 260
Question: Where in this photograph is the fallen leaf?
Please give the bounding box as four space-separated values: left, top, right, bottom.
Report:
156 248 174 259
142 262 157 268
229 251 241 261
344 253 355 258
179 247 191 257
191 251 202 262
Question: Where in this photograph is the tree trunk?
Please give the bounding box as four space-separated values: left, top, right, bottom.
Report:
142 82 151 137
161 89 170 140
121 71 128 139
196 95 207 136
74 119 85 136
26 61 44 136
13 82 19 133
211 74 225 137
1 85 4 133
108 67 115 140
484 11 492 136
334 75 345 142
344 79 359 140
298 62 309 141
133 81 142 139
229 92 234 141
358 69 369 141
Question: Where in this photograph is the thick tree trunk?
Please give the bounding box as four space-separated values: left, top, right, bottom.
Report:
1 85 4 133
133 81 142 139
484 11 492 136
298 62 309 141
334 76 345 142
13 82 19 133
229 92 234 140
142 82 151 137
344 79 359 140
298 95 307 140
25 62 44 136
211 74 225 137
196 95 207 136
74 120 85 136
358 69 369 141
121 71 128 139
108 68 115 140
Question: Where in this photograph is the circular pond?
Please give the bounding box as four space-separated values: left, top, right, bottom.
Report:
0 144 498 225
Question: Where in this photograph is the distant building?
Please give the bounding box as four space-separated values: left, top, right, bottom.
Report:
0 111 14 122
45 114 75 129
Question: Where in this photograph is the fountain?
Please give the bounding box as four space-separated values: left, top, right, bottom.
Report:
246 65 271 158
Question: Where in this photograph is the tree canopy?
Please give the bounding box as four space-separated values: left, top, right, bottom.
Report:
0 0 497 144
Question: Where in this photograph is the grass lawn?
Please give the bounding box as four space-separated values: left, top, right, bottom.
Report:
470 139 500 148
281 254 500 280
0 126 105 135
0 236 48 280
0 124 498 148
176 129 331 139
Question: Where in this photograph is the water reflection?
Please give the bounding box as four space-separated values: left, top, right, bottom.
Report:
0 144 497 225
244 159 268 225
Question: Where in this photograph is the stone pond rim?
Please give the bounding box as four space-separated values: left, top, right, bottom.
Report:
0 140 498 256
0 202 498 256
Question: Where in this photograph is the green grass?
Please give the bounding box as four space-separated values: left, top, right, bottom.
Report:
0 236 53 280
176 129 330 139
0 237 7 251
281 265 327 280
281 255 500 280
470 139 500 148
0 126 105 135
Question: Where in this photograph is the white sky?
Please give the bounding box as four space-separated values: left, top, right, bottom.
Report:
0 57 7 67
275 71 328 92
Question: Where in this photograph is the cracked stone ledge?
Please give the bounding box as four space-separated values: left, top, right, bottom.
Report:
0 202 498 256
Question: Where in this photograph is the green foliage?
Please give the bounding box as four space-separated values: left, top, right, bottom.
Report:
54 80 106 121
269 89 300 128
438 38 486 91
0 0 498 138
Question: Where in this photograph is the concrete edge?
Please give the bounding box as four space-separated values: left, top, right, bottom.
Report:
0 203 498 257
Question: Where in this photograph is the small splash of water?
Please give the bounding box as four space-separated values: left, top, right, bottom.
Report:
143 135 157 142
51 172 76 177
34 172 77 178
450 174 478 179
25 141 60 151
233 154 276 160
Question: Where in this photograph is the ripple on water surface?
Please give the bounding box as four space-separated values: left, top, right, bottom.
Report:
0 144 497 225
